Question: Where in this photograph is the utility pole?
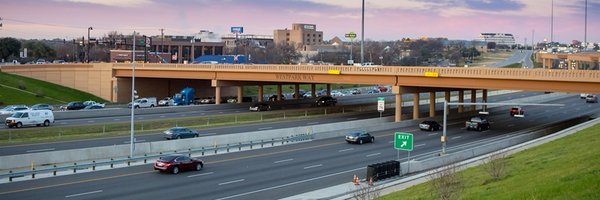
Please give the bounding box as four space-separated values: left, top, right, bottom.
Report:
360 0 365 65
551 0 554 43
584 0 588 47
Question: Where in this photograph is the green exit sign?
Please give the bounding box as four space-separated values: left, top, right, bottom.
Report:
394 132 413 151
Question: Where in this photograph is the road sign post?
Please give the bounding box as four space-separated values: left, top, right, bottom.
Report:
394 132 413 174
345 32 357 64
377 97 385 118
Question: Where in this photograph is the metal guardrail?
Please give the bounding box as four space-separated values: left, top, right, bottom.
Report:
0 133 313 182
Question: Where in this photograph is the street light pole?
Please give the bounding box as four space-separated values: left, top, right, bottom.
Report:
87 27 93 63
360 0 365 65
130 31 136 158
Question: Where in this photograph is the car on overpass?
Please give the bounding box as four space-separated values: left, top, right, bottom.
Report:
163 127 200 140
345 130 374 144
154 154 204 174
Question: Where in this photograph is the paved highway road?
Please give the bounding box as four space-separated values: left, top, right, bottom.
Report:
491 50 533 68
0 95 597 199
0 92 545 156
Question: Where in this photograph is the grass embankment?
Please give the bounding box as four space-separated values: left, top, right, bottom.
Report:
0 105 369 144
0 72 105 106
471 51 513 67
380 123 600 200
501 63 522 68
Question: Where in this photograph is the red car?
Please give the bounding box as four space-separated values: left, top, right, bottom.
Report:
154 154 204 174
509 106 524 117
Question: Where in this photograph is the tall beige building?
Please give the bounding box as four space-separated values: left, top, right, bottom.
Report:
274 23 323 51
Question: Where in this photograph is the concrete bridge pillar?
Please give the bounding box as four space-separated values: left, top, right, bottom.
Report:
471 89 477 111
429 92 436 117
311 84 316 98
258 84 264 102
294 84 300 99
215 86 221 105
393 86 402 122
177 45 183 63
458 90 464 113
413 92 420 120
444 91 451 114
237 86 243 104
277 84 283 101
326 84 331 96
483 89 488 111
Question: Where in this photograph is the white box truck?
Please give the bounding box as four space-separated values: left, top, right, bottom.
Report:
5 110 55 128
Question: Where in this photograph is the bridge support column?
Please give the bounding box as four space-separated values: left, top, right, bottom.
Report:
311 84 316 98
215 86 221 105
178 45 183 63
393 86 402 122
294 84 300 99
258 84 264 102
277 84 283 101
429 92 436 117
458 90 464 113
471 89 477 111
483 89 488 111
326 84 331 96
413 92 420 120
237 86 243 104
444 91 451 114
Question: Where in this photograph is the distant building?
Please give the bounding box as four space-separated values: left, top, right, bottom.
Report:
274 23 324 51
221 34 273 49
478 33 516 46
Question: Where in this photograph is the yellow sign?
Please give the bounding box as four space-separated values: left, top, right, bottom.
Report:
328 69 341 75
425 71 439 77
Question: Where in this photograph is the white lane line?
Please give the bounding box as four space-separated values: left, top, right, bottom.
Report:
60 122 67 125
451 136 462 140
215 167 361 200
428 133 438 136
113 119 121 121
338 148 354 152
346 118 358 120
366 153 381 157
415 143 426 147
258 127 272 130
180 114 187 117
235 111 241 113
388 141 394 144
507 124 515 127
187 172 214 178
26 148 55 153
219 179 245 186
138 117 144 120
274 159 294 164
303 164 323 169
160 115 166 118
306 122 320 125
87 120 95 123
65 190 103 198
204 133 217 136
219 112 224 114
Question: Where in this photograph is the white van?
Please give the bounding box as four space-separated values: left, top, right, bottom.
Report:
5 110 55 128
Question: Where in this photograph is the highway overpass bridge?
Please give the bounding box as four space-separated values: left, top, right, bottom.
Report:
2 59 600 122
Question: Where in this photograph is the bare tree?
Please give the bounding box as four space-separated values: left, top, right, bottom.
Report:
429 163 464 200
350 182 381 200
482 152 508 181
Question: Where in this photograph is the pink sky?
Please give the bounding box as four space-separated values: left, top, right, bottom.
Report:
1 0 598 44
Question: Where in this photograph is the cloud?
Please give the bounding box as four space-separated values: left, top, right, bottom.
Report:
55 0 153 7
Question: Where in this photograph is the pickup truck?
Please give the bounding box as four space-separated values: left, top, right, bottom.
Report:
465 116 490 131
509 106 524 117
128 97 157 108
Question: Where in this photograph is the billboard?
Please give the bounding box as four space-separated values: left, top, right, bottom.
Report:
231 27 244 34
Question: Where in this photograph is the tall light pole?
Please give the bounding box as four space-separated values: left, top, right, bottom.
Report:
87 26 93 63
130 31 136 158
360 0 365 65
584 0 588 47
550 0 554 43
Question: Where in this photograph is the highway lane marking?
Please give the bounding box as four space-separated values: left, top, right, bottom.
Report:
366 153 381 157
137 117 144 120
215 167 362 200
87 120 95 123
388 141 394 144
346 117 358 120
60 122 67 125
415 143 426 147
180 114 187 117
65 190 103 198
219 112 224 114
204 133 217 136
451 136 462 140
219 179 245 186
306 122 320 125
338 148 354 152
187 172 214 178
113 119 121 121
303 164 323 169
274 159 294 164
258 127 273 130
428 133 438 136
122 140 146 143
26 148 55 153
160 115 166 118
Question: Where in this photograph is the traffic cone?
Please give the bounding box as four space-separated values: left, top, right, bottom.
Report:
353 175 359 185
368 177 373 186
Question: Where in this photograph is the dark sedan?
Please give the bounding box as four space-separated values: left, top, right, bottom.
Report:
62 101 86 110
163 127 200 140
419 121 442 131
315 96 337 106
154 154 204 174
345 130 374 144
249 102 271 112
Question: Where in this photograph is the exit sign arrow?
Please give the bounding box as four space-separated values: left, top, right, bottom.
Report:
394 132 413 151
